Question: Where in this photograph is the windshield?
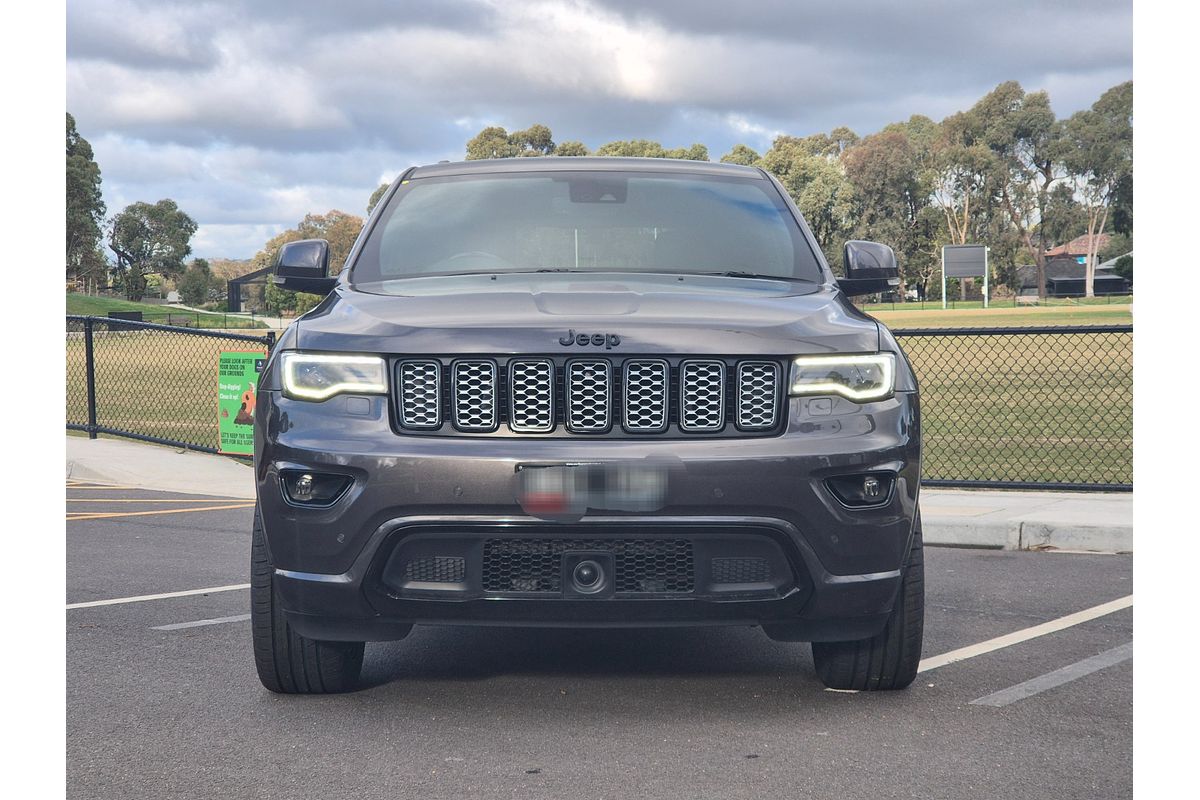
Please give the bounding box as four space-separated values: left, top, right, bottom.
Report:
350 170 824 286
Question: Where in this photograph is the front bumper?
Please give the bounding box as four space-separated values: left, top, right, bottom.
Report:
256 389 920 642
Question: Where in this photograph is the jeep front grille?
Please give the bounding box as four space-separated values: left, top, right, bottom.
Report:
623 359 669 432
452 359 497 431
509 359 555 432
393 356 783 437
680 360 726 431
736 361 781 430
566 360 612 433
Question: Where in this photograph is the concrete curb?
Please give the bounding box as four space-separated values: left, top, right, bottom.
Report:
66 436 255 499
65 436 1131 553
920 489 1131 553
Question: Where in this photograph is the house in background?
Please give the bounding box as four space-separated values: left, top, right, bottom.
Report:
1017 233 1131 297
1044 233 1112 264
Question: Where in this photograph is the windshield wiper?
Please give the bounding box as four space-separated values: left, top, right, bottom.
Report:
692 270 811 282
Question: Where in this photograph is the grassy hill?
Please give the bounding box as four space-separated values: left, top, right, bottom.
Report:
66 294 266 329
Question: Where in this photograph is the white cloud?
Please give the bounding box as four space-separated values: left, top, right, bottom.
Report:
66 0 1132 257
724 114 784 149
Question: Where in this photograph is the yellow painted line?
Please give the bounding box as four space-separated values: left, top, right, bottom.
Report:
66 498 244 503
66 503 255 521
918 595 1133 673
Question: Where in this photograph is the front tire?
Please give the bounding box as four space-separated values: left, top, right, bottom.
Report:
811 521 925 691
251 506 364 693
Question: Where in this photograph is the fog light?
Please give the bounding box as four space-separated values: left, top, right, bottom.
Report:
280 470 352 507
293 474 315 501
826 473 894 508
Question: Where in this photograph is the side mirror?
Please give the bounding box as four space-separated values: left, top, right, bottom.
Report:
837 240 900 297
273 239 338 295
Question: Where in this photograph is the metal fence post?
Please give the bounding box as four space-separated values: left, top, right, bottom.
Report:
83 316 98 439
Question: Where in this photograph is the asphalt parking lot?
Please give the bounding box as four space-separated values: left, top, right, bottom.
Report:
66 480 1132 800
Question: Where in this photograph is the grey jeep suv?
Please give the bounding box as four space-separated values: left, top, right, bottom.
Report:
252 157 923 693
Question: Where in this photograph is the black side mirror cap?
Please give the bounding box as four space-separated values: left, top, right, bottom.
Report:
837 240 901 296
273 239 338 295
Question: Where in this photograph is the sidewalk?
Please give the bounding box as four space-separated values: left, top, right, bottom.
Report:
65 436 1132 553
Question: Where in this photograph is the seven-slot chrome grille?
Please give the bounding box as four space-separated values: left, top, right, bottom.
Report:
394 357 782 437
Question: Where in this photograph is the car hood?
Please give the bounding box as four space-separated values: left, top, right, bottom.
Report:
293 272 880 355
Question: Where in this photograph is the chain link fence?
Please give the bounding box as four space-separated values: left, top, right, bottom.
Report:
65 316 1132 489
66 315 275 453
894 325 1132 490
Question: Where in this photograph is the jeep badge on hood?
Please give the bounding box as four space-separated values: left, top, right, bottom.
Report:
559 330 621 349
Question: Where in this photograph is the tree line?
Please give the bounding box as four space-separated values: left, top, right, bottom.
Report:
66 79 1131 309
450 81 1132 299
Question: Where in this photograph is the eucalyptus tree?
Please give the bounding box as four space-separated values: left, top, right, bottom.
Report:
107 200 197 301
554 140 590 156
842 128 935 294
758 134 855 268
1061 81 1133 296
66 113 105 289
719 144 760 165
593 139 708 160
367 183 389 213
930 109 995 248
975 81 1066 299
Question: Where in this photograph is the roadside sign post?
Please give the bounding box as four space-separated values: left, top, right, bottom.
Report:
941 244 990 309
941 248 946 310
983 246 990 308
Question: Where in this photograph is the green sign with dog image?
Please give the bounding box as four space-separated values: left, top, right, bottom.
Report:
217 350 267 455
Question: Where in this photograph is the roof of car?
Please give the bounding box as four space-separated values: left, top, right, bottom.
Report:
408 157 765 179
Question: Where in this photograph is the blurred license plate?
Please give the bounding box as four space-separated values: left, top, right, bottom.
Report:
516 463 668 517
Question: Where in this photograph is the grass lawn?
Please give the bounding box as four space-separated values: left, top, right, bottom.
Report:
66 293 267 329
868 302 1132 329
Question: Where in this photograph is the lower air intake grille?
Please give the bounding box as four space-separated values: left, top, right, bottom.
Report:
482 538 694 594
403 556 466 583
711 556 771 584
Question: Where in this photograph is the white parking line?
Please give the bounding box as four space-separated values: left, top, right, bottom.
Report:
152 613 251 631
66 583 250 610
969 642 1133 707
918 595 1133 673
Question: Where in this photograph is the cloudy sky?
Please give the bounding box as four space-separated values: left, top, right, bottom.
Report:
66 0 1132 259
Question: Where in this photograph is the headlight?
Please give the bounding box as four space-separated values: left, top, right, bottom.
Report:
280 352 388 401
789 353 895 402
